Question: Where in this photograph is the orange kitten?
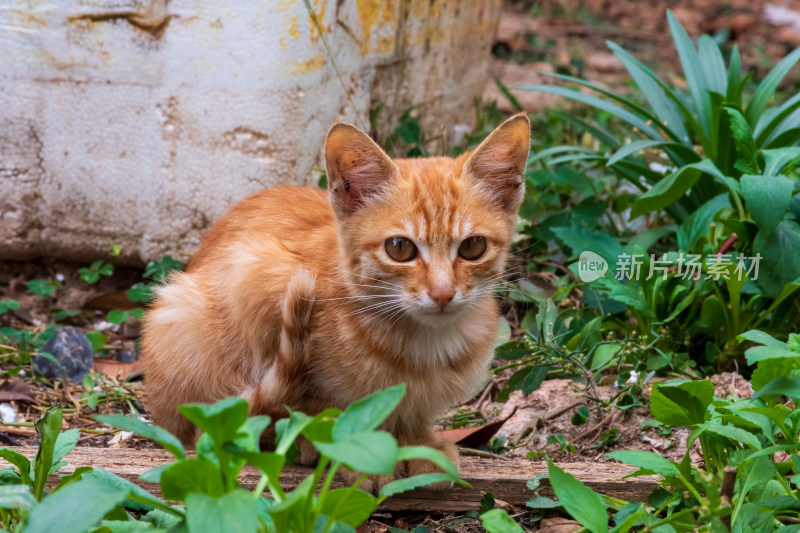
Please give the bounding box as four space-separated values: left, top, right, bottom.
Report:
143 114 530 485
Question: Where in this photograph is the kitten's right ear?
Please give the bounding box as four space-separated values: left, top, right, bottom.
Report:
324 123 398 217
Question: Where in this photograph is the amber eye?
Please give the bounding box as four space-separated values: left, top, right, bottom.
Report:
458 236 487 260
385 237 418 262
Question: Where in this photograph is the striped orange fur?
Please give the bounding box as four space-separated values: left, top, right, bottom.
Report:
143 114 531 487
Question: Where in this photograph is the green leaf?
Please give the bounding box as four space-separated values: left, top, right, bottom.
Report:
0 484 36 510
667 10 710 137
0 300 20 314
746 47 800 126
333 384 405 440
507 365 548 395
741 174 793 231
33 404 62 500
725 108 760 174
160 458 224 500
745 345 800 365
379 473 455 498
25 476 131 533
606 450 678 476
315 431 398 475
738 330 790 350
547 459 608 533
396 446 461 480
107 310 129 324
126 283 153 303
480 509 524 533
753 377 800 401
178 397 249 444
319 488 377 527
185 489 260 533
762 147 800 176
0 448 32 487
515 85 661 139
677 193 731 251
695 423 761 449
51 429 80 471
649 380 714 427
753 221 800 298
95 414 185 459
755 94 800 146
85 331 110 352
698 35 727 94
751 359 800 391
551 226 624 268
495 341 530 361
629 166 700 219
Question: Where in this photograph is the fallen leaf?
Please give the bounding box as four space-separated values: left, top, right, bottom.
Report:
82 292 138 311
436 406 517 447
0 379 36 403
93 358 145 380
539 517 582 533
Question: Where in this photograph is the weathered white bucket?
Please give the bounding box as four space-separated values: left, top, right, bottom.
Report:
1 0 501 264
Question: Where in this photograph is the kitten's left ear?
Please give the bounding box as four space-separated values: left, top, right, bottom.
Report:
324 123 399 217
464 113 530 211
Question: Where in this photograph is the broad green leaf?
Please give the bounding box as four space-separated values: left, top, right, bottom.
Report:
379 473 455 498
95 414 185 459
695 423 761 449
746 47 800 125
82 468 166 511
741 175 793 231
33 404 62 500
319 488 377 527
185 489 260 533
25 476 131 533
0 484 36 510
51 429 80 470
547 459 608 533
0 448 31 486
751 359 800 391
507 365 549 395
677 193 730 250
396 446 461 479
480 509 524 533
629 166 700 219
762 147 800 176
605 450 678 476
649 380 714 427
333 384 405 440
495 341 530 361
745 345 800 365
275 410 315 455
753 221 800 298
160 459 224 500
590 343 621 370
178 397 249 444
551 226 624 268
224 449 284 485
316 431 398 475
738 330 790 350
753 377 800 401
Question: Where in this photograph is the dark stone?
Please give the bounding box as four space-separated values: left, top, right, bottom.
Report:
117 350 137 363
33 327 94 382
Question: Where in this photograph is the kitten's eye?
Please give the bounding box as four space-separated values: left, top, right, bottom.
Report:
385 237 418 262
458 236 487 260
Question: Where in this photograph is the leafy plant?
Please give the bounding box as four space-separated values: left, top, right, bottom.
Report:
27 280 61 299
78 261 114 284
1 385 465 532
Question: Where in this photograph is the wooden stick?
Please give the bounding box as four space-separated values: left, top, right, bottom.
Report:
0 447 657 511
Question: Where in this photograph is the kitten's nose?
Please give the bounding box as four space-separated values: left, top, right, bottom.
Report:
429 288 454 309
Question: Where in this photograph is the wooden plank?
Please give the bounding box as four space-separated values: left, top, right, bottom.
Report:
1 447 657 511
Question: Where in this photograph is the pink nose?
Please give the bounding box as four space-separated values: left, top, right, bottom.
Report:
429 289 454 309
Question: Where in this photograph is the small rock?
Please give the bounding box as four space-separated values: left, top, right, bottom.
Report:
117 350 137 363
0 403 17 424
33 326 94 382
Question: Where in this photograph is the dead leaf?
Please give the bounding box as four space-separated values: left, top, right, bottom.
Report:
82 292 137 312
539 517 582 533
436 406 517 447
0 379 36 403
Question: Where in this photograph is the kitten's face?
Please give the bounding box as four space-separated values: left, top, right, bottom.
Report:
325 115 530 327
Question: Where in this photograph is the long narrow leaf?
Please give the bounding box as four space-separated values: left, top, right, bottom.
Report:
746 47 800 125
549 111 621 148
607 41 689 143
515 85 662 139
726 45 743 106
668 10 710 138
528 145 598 165
755 93 800 147
698 35 727 94
607 140 697 167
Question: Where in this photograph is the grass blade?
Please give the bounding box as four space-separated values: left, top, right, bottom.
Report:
667 10 710 138
516 84 661 138
698 35 727 94
754 93 800 147
746 47 800 125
